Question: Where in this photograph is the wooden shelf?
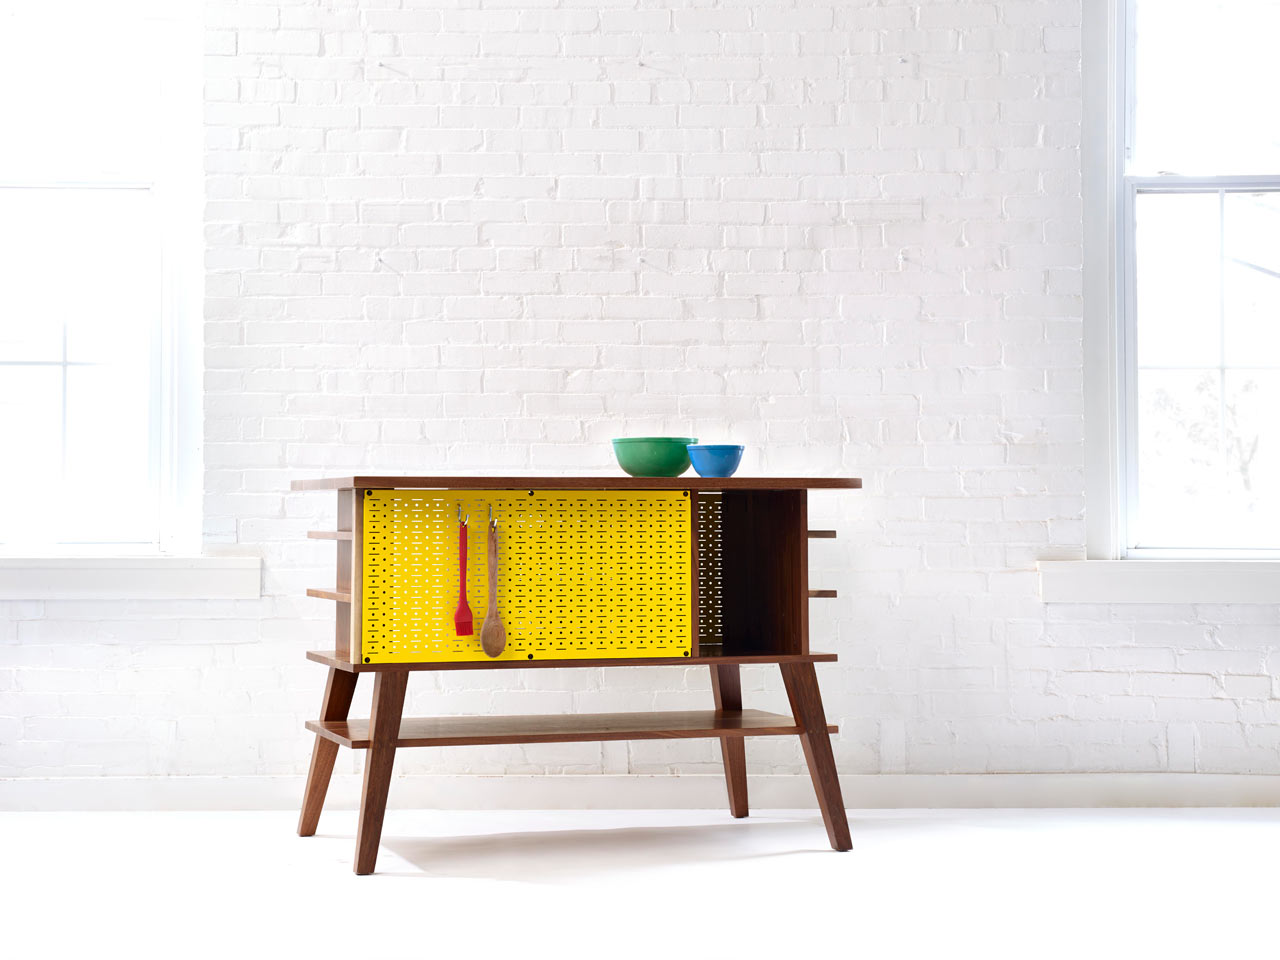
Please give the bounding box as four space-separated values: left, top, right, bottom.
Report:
307 530 353 540
293 475 861 492
307 588 351 603
808 590 838 599
807 530 837 539
306 649 837 672
307 708 835 749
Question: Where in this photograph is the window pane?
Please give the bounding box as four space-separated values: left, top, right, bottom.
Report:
0 188 158 366
1132 0 1280 175
1224 192 1280 367
1224 370 1280 543
1133 190 1280 549
0 190 69 362
1135 369 1224 547
1134 192 1219 367
1139 369 1280 549
0 188 159 547
62 365 156 544
0 7 168 182
0 368 62 545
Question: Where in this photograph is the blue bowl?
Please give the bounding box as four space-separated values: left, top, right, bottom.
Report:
687 444 744 478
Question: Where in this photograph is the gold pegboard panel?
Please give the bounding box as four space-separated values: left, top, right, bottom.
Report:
695 492 723 647
360 490 692 663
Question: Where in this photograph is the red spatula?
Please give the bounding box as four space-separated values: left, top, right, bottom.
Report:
454 510 473 636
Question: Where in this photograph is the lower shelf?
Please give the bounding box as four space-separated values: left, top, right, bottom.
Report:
306 709 836 749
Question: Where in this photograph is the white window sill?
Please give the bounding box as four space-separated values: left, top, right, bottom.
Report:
1038 560 1280 604
0 556 262 600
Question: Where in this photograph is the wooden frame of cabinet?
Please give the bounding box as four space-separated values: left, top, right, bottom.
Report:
294 475 860 874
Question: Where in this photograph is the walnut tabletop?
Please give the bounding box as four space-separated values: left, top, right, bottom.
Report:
291 475 862 491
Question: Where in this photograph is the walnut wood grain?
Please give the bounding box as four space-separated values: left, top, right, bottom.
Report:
297 667 359 837
808 590 838 599
354 670 407 875
720 490 807 655
780 661 851 852
305 649 838 673
297 475 858 869
336 489 355 661
710 664 749 818
349 490 364 664
307 709 835 750
798 493 809 652
293 475 862 492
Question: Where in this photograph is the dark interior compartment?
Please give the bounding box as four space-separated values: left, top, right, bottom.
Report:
696 490 808 656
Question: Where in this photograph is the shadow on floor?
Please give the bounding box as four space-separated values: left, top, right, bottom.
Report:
379 817 833 881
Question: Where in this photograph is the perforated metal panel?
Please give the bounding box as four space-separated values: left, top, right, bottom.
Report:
695 493 723 647
361 490 692 663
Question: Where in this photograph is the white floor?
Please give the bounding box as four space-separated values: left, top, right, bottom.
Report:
4 808 1277 959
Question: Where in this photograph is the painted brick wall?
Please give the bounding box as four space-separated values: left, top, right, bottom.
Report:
3 0 1278 788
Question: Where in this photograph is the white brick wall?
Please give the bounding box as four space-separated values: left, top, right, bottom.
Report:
3 0 1279 788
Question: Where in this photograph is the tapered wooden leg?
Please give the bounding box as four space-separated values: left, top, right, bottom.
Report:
298 667 359 837
710 663 749 818
354 670 408 875
780 661 851 851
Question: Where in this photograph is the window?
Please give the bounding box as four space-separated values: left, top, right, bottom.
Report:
0 4 200 553
1120 0 1280 554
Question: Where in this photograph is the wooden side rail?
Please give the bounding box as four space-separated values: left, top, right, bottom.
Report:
808 590 838 598
807 530 837 538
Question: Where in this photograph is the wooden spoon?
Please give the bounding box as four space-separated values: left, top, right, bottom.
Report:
480 518 506 657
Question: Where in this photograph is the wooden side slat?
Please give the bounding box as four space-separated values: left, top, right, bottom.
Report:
807 530 837 539
337 489 355 662
308 588 352 603
798 491 809 654
350 490 364 664
808 590 838 599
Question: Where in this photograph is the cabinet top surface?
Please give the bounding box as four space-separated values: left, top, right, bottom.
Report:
291 475 862 491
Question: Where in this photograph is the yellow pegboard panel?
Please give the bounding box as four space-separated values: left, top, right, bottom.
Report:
695 492 723 647
360 490 692 663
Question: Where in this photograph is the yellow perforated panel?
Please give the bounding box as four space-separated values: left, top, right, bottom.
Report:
696 492 723 647
360 490 692 663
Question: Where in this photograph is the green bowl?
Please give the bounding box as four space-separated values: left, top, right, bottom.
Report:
611 437 698 477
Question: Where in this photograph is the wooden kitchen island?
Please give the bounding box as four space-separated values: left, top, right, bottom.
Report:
293 475 860 874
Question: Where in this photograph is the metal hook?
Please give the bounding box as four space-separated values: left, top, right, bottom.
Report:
457 504 469 525
488 503 497 528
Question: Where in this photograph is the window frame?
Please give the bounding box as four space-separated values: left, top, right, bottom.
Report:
1087 0 1280 561
1119 176 1280 559
0 6 202 557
